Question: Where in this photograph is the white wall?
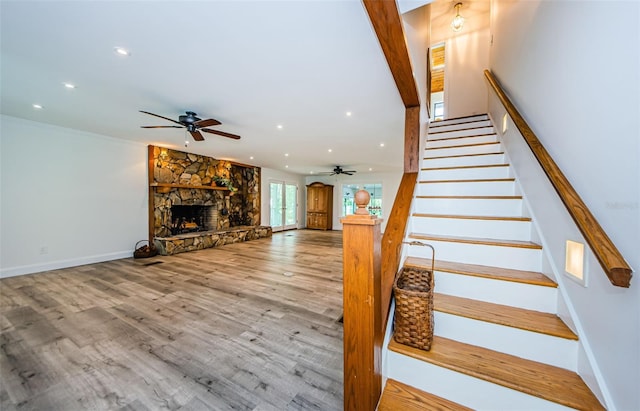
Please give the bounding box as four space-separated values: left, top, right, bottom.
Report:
430 0 491 119
489 2 640 410
0 115 148 278
304 172 402 233
444 28 491 118
260 167 308 229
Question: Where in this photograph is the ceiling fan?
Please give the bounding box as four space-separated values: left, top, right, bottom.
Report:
320 166 357 176
140 110 241 142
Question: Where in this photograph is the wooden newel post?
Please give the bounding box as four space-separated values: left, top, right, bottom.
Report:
341 190 383 411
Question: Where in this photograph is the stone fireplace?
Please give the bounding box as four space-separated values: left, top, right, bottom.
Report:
148 145 271 255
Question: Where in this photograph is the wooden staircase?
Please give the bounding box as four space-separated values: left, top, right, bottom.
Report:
381 115 605 410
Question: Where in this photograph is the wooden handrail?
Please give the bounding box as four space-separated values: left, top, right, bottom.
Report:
484 70 633 287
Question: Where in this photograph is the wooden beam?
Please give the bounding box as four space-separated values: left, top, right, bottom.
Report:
404 106 420 173
484 70 632 287
362 0 420 108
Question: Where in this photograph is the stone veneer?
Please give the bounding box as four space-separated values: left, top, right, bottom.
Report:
150 146 266 253
153 226 272 256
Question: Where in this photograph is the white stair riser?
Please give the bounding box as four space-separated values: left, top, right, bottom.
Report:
429 115 489 128
434 271 558 313
421 165 510 181
418 181 515 196
422 153 505 168
426 143 501 158
407 239 542 272
414 198 523 217
428 126 496 140
412 216 532 241
426 134 498 149
428 119 491 133
386 352 575 411
433 312 578 371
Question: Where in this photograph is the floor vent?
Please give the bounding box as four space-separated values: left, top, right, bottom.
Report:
142 261 164 267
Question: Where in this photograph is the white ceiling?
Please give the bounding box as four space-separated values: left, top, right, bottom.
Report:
0 0 408 175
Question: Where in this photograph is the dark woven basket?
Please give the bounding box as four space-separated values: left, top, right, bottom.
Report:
133 240 157 259
393 243 435 351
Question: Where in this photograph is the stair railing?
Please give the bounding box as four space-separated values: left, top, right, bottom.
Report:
340 2 424 410
484 69 632 287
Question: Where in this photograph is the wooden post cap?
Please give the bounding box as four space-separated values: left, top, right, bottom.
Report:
354 189 370 215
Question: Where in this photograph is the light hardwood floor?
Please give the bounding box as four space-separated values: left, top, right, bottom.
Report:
0 230 344 410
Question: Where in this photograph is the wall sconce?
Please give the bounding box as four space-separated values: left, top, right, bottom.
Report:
451 3 465 32
565 240 586 284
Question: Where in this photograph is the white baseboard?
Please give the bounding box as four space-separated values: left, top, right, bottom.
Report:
0 251 132 279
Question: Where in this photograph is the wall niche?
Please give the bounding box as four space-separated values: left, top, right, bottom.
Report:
148 145 261 240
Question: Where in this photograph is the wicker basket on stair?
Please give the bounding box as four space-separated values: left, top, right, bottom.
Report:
393 242 435 351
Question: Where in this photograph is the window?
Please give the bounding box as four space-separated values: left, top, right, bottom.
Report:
342 183 382 217
434 102 444 119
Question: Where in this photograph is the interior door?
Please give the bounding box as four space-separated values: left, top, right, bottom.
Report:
270 181 298 232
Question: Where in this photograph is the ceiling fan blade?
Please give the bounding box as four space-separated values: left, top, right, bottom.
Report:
201 128 241 140
139 110 182 125
189 130 205 141
194 118 221 128
141 125 183 129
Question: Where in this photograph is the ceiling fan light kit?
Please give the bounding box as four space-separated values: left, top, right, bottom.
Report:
140 110 241 142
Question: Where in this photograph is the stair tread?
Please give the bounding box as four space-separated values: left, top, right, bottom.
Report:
425 141 499 151
379 379 472 411
413 213 531 222
430 114 488 124
409 232 542 249
425 133 496 142
424 151 504 160
434 293 576 339
416 195 522 200
388 337 605 411
419 178 515 184
422 164 509 171
404 257 557 287
429 126 494 135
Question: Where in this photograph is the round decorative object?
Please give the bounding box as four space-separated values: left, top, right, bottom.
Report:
354 190 370 215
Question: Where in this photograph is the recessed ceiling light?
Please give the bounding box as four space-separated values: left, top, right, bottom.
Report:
379 143 385 147
310 171 314 174
277 125 283 129
250 156 254 160
328 149 332 153
63 83 76 89
285 165 289 168
284 153 289 157
346 111 352 117
32 104 43 109
114 47 131 56
369 168 373 171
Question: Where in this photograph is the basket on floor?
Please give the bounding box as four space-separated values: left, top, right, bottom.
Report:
133 240 157 259
393 242 435 351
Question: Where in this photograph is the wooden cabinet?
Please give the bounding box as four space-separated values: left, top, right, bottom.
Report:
306 182 333 230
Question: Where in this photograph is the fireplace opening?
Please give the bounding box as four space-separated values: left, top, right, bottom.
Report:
171 205 216 235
